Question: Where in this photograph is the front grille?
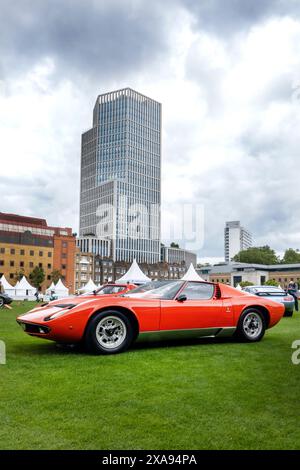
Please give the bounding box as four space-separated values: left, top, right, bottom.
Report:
17 322 50 334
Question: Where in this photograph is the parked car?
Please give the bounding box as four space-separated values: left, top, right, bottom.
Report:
0 293 13 308
243 285 295 317
80 283 137 297
17 280 285 354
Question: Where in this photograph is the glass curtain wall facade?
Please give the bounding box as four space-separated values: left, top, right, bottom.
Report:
80 88 161 263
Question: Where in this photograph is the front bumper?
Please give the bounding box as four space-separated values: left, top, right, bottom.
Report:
283 300 295 314
17 320 51 336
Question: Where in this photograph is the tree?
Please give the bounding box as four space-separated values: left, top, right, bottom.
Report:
265 279 279 286
233 246 279 265
170 242 180 248
239 281 254 287
50 269 62 284
29 266 45 289
282 248 300 264
14 269 25 281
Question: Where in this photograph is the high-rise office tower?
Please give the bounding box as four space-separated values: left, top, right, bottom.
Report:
224 221 252 262
79 88 161 263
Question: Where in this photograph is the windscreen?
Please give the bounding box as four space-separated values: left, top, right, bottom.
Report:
95 285 126 295
125 281 184 300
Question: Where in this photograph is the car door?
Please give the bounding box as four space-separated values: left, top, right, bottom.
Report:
160 282 234 333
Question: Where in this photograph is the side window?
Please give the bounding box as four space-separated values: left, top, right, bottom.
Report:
180 282 214 300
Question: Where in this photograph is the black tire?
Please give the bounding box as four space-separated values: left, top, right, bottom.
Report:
0 297 4 308
84 310 134 355
235 308 266 342
284 310 294 317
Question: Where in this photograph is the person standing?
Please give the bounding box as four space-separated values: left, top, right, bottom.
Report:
288 281 299 312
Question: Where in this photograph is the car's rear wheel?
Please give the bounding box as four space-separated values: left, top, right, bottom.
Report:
85 310 134 354
235 308 266 342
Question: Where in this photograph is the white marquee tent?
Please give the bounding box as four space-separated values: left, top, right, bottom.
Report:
15 276 36 299
0 275 16 296
181 263 205 282
79 278 98 293
116 259 151 284
46 282 55 295
54 279 69 298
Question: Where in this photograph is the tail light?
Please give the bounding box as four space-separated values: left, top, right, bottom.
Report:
284 296 294 301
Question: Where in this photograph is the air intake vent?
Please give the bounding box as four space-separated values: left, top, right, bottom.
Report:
215 285 222 299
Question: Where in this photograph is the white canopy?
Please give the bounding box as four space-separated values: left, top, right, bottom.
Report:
53 279 69 299
236 284 242 291
116 259 151 284
79 278 98 293
55 279 69 293
0 275 15 294
46 282 55 294
181 263 205 282
15 276 36 296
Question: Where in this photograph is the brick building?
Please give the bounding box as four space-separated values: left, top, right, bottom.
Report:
0 212 76 292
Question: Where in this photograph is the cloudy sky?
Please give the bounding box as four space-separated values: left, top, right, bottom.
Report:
1 0 300 263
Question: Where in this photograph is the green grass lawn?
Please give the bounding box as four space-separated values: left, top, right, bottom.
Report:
0 301 300 450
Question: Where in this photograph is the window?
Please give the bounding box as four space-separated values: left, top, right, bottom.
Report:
39 251 43 257
62 264 66 270
0 260 4 266
30 250 34 256
0 248 5 254
20 261 24 267
48 252 52 257
129 281 184 300
47 264 51 269
62 242 67 248
10 261 14 267
62 253 67 259
20 249 25 255
39 263 43 268
11 248 15 255
179 282 215 300
9 273 14 279
29 262 34 268
47 275 51 280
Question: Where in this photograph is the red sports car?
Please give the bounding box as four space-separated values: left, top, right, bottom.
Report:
17 280 285 354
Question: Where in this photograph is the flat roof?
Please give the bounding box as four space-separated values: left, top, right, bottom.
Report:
197 262 300 274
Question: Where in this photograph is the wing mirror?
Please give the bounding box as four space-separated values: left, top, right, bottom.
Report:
176 294 187 302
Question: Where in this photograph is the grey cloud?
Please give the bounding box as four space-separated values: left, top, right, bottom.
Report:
0 0 171 84
2 0 300 260
191 133 300 257
179 0 300 38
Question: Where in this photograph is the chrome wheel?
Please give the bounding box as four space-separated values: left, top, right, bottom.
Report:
95 316 127 350
242 312 263 339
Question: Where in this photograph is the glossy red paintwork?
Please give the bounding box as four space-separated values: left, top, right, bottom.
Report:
17 281 285 344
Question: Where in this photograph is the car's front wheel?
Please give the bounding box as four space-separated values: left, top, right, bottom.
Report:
85 310 134 354
235 308 266 342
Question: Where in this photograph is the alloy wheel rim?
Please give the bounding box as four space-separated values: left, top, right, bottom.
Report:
95 316 127 350
243 312 262 339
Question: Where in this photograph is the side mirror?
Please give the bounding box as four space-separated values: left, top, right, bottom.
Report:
176 294 187 302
